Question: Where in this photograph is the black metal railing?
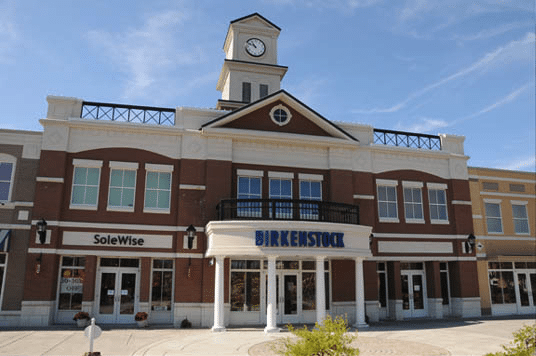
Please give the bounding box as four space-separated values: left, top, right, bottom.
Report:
217 199 359 225
373 129 441 150
81 101 175 126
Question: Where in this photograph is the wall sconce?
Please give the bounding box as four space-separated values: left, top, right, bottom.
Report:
186 225 196 278
465 233 476 254
35 218 47 274
209 258 214 266
369 233 374 249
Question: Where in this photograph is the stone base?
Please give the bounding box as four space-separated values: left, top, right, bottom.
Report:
264 326 280 333
211 325 226 332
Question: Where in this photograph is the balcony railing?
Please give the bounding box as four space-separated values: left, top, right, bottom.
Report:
81 101 175 126
217 199 360 225
374 129 441 150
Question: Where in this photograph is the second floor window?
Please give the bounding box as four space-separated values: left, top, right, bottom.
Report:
300 179 322 220
270 177 292 218
485 202 503 233
0 161 14 202
512 203 529 234
108 168 136 210
377 180 398 222
428 184 448 223
145 171 172 211
71 164 101 208
403 182 424 223
238 175 262 217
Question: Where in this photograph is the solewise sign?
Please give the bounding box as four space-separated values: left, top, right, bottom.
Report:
63 231 173 249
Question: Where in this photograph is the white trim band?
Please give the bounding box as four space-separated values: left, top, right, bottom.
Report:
145 163 174 172
179 184 206 191
298 173 324 181
452 200 472 205
36 177 64 183
72 159 103 168
353 194 375 200
237 169 263 177
109 161 139 170
268 171 294 179
28 248 205 259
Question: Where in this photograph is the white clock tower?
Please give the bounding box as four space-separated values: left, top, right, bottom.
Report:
216 13 288 111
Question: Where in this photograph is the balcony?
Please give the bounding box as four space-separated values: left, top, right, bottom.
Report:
217 199 359 225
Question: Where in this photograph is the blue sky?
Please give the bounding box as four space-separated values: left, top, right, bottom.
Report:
1 0 534 172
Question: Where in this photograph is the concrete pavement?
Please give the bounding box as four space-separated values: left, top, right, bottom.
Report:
0 316 533 356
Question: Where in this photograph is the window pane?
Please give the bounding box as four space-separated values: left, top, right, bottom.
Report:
110 170 123 187
145 190 157 208
311 182 321 199
108 188 121 206
231 272 245 311
514 220 529 234
300 181 310 197
0 182 10 201
512 205 527 219
86 187 99 205
238 177 249 195
157 190 170 209
487 218 502 233
73 167 87 185
436 190 446 204
158 172 171 189
501 271 516 303
250 178 261 195
302 272 316 310
123 188 135 207
378 186 386 201
485 203 501 218
71 186 85 204
282 180 292 196
269 180 280 196
146 172 158 189
386 187 396 201
388 202 398 218
86 168 100 185
413 189 421 201
0 163 13 181
438 206 448 220
123 171 136 187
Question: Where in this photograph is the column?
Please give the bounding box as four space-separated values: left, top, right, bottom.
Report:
354 257 368 328
316 256 326 324
265 255 279 333
212 256 225 332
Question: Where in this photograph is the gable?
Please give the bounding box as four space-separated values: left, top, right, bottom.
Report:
221 100 333 138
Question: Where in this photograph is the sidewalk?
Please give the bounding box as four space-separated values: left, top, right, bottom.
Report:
0 317 533 356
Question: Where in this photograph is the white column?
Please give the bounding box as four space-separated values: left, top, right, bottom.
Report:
212 256 225 332
265 255 279 333
354 257 368 328
316 256 326 324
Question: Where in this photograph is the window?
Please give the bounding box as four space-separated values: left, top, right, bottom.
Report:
237 170 262 217
509 184 525 192
488 262 516 304
428 183 448 223
512 202 529 234
300 174 322 220
242 82 251 103
108 161 138 211
230 260 260 312
70 159 102 209
0 253 6 309
440 262 450 305
377 180 398 222
485 201 503 233
482 182 499 191
260 84 268 99
0 156 15 202
402 182 424 223
144 164 173 213
151 259 173 311
377 262 388 308
269 104 292 126
58 256 85 310
269 174 292 219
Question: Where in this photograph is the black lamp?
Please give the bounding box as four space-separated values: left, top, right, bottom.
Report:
465 233 476 254
186 225 196 250
36 219 47 245
369 233 374 249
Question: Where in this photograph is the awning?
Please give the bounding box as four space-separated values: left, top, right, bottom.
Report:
0 230 11 252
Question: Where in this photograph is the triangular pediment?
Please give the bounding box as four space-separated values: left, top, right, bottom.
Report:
202 91 357 142
230 13 281 31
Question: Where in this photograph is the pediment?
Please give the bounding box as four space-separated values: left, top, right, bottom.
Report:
202 91 357 142
230 13 281 31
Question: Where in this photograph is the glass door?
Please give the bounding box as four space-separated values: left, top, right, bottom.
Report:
281 273 300 323
401 271 427 318
97 268 138 323
515 272 536 313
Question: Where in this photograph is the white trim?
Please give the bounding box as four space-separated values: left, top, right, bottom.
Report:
268 171 294 179
353 194 375 200
0 223 31 230
476 235 536 241
483 198 502 204
480 191 536 199
179 184 206 190
109 161 139 170
473 215 483 219
426 182 448 190
298 173 324 181
269 104 292 126
28 248 205 259
143 208 171 214
376 179 398 187
36 177 64 183
510 200 529 205
369 256 476 261
106 206 135 213
469 174 536 184
14 201 34 207
30 220 205 232
405 218 425 224
430 219 450 225
0 155 16 203
372 233 470 240
145 163 174 172
69 204 98 211
402 181 423 188
378 241 453 254
237 169 263 177
72 159 103 168
452 200 472 206
378 217 400 223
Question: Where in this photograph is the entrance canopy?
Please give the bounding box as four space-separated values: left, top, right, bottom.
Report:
205 220 372 259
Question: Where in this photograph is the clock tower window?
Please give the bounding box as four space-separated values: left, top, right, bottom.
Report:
242 82 251 103
260 84 268 99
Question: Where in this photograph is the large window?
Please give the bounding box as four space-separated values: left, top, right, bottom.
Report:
428 183 448 223
440 262 450 305
402 182 424 223
299 175 322 220
485 201 503 233
58 256 85 310
237 172 262 217
151 259 173 311
70 159 102 209
108 162 137 210
0 253 6 309
488 262 516 304
512 203 529 234
144 164 173 213
269 175 292 218
377 180 398 222
0 159 15 202
230 260 260 312
377 262 388 308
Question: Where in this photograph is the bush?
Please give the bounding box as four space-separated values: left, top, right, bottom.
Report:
277 315 359 356
134 312 148 321
73 311 90 321
485 324 536 356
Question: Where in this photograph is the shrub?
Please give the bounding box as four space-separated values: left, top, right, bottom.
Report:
73 311 90 321
277 315 359 356
181 318 192 328
485 324 536 356
134 312 148 321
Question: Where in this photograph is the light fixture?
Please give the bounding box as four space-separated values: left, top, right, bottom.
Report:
465 233 476 254
209 258 214 266
186 225 196 250
369 233 374 249
36 218 47 245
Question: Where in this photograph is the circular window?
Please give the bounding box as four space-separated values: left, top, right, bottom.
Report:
269 105 292 126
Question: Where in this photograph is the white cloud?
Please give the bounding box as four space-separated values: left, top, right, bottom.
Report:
87 10 204 101
352 33 535 114
286 77 328 106
398 117 449 133
263 0 382 10
452 22 530 42
496 156 536 172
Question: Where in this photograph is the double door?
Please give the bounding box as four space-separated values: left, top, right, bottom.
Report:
401 270 427 318
515 271 536 313
96 268 139 323
264 272 301 324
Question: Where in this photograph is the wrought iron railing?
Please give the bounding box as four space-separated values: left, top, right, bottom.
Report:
217 199 359 225
81 101 175 126
373 129 441 150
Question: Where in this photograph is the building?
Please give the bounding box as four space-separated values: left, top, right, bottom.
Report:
469 167 536 316
8 13 480 329
0 129 42 326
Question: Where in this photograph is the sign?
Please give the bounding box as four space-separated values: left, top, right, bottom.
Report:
60 277 83 294
255 230 344 248
63 231 173 249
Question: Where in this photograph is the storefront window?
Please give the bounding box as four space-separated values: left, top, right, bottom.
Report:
302 272 315 310
440 262 450 305
231 260 260 312
0 253 6 305
58 256 85 310
377 262 387 308
488 263 516 304
151 259 173 311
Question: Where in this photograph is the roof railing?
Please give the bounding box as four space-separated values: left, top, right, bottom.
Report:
81 101 175 126
373 129 441 150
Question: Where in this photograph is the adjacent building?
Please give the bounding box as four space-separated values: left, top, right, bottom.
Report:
469 167 536 316
2 14 482 329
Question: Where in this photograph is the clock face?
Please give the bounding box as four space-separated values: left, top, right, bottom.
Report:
245 38 265 57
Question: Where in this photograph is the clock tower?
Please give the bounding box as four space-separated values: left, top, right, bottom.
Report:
216 13 288 111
